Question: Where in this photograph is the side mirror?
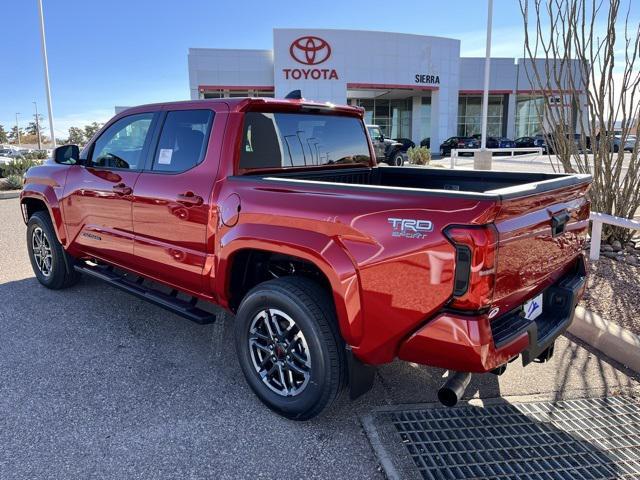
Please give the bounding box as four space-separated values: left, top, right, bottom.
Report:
377 135 384 142
54 144 80 165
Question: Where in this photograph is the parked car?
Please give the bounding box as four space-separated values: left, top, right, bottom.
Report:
393 138 415 152
472 135 516 149
20 97 591 419
420 138 430 149
515 135 549 153
366 125 404 166
611 135 635 152
0 147 21 158
626 135 637 151
439 136 480 156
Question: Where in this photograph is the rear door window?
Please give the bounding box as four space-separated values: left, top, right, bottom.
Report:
152 110 213 173
240 112 371 170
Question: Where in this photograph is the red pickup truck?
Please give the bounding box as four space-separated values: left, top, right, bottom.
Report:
20 97 590 419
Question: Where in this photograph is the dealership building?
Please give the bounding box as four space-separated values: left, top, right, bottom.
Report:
188 29 584 149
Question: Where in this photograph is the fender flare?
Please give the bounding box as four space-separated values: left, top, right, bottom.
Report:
20 186 67 246
216 223 364 346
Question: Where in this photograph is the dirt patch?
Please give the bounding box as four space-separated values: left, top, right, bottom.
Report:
581 257 640 336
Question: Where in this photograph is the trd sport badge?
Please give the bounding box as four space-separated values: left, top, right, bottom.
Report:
388 218 434 239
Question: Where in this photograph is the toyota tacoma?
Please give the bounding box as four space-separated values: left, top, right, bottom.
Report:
20 97 590 419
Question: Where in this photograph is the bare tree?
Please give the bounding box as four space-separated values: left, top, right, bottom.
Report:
519 0 640 241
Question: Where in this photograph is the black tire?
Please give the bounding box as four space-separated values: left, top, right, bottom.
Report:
390 151 404 166
234 276 347 420
27 211 81 289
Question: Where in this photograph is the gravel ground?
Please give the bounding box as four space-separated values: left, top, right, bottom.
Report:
0 197 638 479
582 257 640 336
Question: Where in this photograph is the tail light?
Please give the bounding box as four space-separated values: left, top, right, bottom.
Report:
445 225 498 311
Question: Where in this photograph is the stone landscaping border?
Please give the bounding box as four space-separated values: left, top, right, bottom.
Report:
0 190 21 200
569 306 640 374
597 238 640 267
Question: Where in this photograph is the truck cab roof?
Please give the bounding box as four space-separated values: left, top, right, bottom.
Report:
116 97 364 117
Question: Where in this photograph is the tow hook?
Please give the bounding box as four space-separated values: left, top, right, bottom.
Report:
490 364 507 376
437 371 472 407
533 342 555 363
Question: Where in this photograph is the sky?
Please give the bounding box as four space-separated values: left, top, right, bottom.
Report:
0 0 635 140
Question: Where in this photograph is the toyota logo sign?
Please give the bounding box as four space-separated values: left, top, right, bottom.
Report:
289 36 332 65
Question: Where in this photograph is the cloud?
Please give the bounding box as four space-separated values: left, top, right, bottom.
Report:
50 109 114 138
0 108 114 140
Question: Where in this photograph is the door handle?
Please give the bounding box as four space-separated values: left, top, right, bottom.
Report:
112 183 132 195
177 191 203 206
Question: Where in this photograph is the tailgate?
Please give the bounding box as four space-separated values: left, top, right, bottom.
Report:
491 181 590 313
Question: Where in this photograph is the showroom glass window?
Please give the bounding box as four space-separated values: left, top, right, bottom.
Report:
515 95 546 137
457 95 505 137
354 98 413 139
240 113 371 169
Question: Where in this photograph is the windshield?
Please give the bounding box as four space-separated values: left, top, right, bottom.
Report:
240 112 371 170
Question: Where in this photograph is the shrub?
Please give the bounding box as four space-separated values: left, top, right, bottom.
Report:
22 151 48 160
3 174 23 190
0 158 40 177
407 146 431 166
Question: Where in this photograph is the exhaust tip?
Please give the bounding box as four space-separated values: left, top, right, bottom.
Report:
437 387 460 407
437 371 472 407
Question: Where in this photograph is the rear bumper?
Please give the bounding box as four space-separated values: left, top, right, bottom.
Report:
397 255 587 373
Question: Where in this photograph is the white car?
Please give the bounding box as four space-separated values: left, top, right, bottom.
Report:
0 156 13 165
0 148 17 157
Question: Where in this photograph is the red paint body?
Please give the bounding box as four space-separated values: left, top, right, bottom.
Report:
21 98 591 373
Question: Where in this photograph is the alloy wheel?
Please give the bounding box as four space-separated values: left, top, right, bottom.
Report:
32 226 53 277
248 308 312 397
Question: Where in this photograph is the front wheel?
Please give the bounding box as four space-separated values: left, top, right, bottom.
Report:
27 211 80 289
234 276 347 420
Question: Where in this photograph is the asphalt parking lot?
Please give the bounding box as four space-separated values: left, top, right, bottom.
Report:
1 197 638 479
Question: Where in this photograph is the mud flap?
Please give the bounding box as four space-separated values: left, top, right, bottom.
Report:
347 348 376 400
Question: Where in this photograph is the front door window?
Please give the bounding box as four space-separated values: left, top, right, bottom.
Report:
91 113 154 169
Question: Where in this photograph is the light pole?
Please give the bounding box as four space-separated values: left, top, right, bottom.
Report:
480 0 494 151
37 0 56 148
33 101 42 150
15 113 21 147
474 0 494 170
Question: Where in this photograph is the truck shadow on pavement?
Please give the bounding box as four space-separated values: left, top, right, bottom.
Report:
0 275 637 479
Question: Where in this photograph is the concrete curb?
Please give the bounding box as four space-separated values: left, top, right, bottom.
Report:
0 190 21 199
568 306 640 373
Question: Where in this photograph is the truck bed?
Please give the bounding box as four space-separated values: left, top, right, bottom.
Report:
253 166 590 199
234 165 591 338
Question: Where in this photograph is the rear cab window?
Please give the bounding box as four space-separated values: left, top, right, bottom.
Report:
152 109 213 173
239 112 371 171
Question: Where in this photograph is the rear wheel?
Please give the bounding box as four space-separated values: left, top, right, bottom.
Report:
27 211 80 289
234 276 347 420
390 151 404 166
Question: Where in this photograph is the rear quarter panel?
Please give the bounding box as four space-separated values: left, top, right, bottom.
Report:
217 177 500 364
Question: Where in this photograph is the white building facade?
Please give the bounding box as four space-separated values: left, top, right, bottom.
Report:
188 28 585 149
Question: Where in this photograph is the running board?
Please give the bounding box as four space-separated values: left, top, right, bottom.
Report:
74 263 216 325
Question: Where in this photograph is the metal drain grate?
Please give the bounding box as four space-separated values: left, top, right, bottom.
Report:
366 397 640 480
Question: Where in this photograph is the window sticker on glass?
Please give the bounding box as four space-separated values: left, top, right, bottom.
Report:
158 148 173 165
